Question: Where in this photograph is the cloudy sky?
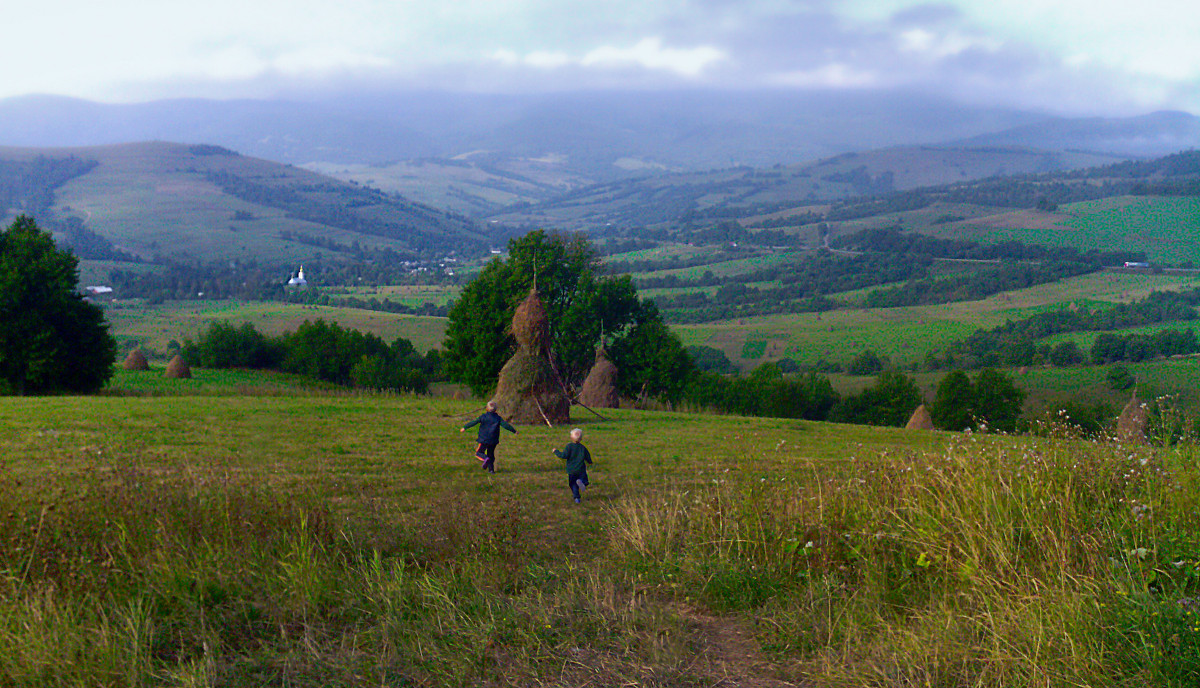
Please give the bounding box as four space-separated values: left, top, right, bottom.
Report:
5 0 1198 114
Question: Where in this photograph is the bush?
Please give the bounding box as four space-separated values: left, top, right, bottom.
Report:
1107 364 1136 391
845 350 885 376
687 345 737 374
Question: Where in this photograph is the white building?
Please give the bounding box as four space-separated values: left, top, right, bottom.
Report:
287 266 308 287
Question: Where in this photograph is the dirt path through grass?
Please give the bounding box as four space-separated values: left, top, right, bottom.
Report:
686 609 800 687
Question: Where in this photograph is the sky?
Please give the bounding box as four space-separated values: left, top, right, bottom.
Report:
4 0 1198 115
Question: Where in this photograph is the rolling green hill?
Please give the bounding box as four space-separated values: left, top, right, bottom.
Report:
0 142 493 264
490 146 1129 228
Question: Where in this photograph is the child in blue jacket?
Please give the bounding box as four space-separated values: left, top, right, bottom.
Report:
461 400 516 473
553 428 592 503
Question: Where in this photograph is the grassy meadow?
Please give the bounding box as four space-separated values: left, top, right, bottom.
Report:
677 271 1200 369
938 195 1200 265
4 374 1200 686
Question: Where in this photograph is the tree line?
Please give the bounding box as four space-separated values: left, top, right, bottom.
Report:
928 288 1200 369
182 320 437 393
677 363 1024 432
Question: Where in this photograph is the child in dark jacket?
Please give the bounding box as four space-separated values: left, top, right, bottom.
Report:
553 428 592 503
461 401 516 473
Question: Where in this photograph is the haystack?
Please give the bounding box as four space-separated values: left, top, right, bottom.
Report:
164 355 192 379
579 346 619 408
1116 394 1148 444
494 289 569 425
905 404 934 430
122 349 150 371
511 288 549 352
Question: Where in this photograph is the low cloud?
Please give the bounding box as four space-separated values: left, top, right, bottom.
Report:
767 63 880 89
490 38 727 78
581 38 727 77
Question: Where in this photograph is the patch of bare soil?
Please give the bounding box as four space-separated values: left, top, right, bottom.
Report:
685 609 802 688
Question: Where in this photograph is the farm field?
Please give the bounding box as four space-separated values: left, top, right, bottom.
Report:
628 249 809 281
104 300 448 355
320 284 461 308
677 271 1200 369
941 195 1200 265
3 386 1198 685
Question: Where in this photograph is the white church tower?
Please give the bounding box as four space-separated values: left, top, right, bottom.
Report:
287 266 308 287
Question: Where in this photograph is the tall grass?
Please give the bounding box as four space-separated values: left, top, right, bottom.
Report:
8 411 1200 685
607 433 1200 686
0 460 696 686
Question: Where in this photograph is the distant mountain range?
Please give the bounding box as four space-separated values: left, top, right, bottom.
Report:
0 90 1197 268
3 91 1195 189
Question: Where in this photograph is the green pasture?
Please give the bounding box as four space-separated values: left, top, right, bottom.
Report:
104 300 447 355
321 284 461 307
4 383 1200 685
954 195 1200 264
677 271 1200 369
604 242 714 265
629 250 809 281
640 279 781 300
303 160 544 213
104 366 344 396
52 145 414 263
0 395 932 507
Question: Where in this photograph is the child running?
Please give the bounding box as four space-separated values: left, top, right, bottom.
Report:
461 400 516 474
553 428 592 503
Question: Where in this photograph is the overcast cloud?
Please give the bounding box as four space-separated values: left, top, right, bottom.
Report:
3 0 1197 114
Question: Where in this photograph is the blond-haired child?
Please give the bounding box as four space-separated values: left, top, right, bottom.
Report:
553 428 592 503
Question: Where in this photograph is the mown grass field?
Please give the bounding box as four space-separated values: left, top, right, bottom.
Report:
104 300 448 355
5 377 1200 686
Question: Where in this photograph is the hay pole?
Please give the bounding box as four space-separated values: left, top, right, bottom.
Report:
546 351 611 422
532 398 555 428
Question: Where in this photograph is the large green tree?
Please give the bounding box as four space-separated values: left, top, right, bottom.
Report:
930 368 1025 432
0 216 116 395
444 230 679 398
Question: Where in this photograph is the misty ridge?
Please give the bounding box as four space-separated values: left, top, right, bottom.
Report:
2 90 1198 186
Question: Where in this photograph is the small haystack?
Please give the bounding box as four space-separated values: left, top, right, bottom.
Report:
164 355 192 379
905 404 935 430
494 289 569 425
122 349 150 371
579 346 619 409
1116 394 1148 444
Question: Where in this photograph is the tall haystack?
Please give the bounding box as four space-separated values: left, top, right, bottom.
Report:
511 288 549 353
494 289 569 425
164 354 192 379
905 404 935 430
579 345 620 408
122 349 150 371
1116 394 1148 444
